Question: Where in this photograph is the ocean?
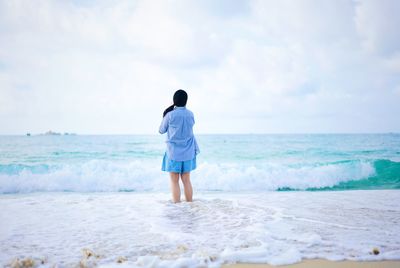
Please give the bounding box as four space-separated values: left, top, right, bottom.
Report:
1 134 400 267
0 134 399 193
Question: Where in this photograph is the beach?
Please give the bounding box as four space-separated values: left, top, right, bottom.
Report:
224 259 400 267
1 134 399 267
2 0 400 265
1 191 399 267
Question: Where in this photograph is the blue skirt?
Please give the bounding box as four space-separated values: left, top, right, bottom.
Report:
161 152 197 173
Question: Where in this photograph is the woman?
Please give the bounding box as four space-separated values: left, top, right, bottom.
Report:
159 89 200 203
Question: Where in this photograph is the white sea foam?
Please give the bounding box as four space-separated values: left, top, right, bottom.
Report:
0 159 375 193
0 191 399 267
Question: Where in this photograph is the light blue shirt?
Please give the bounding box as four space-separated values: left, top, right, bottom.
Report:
159 107 200 161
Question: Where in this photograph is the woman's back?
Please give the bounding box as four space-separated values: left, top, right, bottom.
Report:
159 106 199 161
159 89 199 203
167 107 194 141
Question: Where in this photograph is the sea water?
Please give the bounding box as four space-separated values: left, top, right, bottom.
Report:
0 134 399 193
0 134 400 267
1 191 399 267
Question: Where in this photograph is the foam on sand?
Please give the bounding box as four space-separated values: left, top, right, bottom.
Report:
224 259 400 268
1 190 399 267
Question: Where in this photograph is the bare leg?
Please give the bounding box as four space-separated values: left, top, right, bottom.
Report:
180 172 193 202
169 172 180 203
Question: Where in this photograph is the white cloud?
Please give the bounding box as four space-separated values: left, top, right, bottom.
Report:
355 0 400 55
0 0 399 134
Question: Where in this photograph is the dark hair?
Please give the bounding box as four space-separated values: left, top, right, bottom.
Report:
163 89 188 117
173 89 188 107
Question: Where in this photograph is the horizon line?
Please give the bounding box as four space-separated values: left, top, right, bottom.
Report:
0 132 399 136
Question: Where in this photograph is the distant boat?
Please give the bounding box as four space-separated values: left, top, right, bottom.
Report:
26 133 31 136
44 130 61 136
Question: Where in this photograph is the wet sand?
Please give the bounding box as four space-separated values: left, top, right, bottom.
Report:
224 259 400 268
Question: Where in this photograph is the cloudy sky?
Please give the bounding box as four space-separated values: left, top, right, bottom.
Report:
0 0 399 134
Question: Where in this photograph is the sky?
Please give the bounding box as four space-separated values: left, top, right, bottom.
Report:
0 0 399 134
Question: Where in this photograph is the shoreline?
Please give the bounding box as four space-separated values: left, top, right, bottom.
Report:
224 259 400 268
1 191 399 267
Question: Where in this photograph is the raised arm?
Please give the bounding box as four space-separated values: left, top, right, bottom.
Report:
159 113 169 134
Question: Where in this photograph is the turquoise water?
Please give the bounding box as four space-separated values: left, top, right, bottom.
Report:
0 134 399 193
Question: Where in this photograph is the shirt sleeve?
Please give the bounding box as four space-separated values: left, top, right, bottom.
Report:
159 113 169 134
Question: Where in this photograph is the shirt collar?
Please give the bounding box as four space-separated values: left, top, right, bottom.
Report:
175 106 186 109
